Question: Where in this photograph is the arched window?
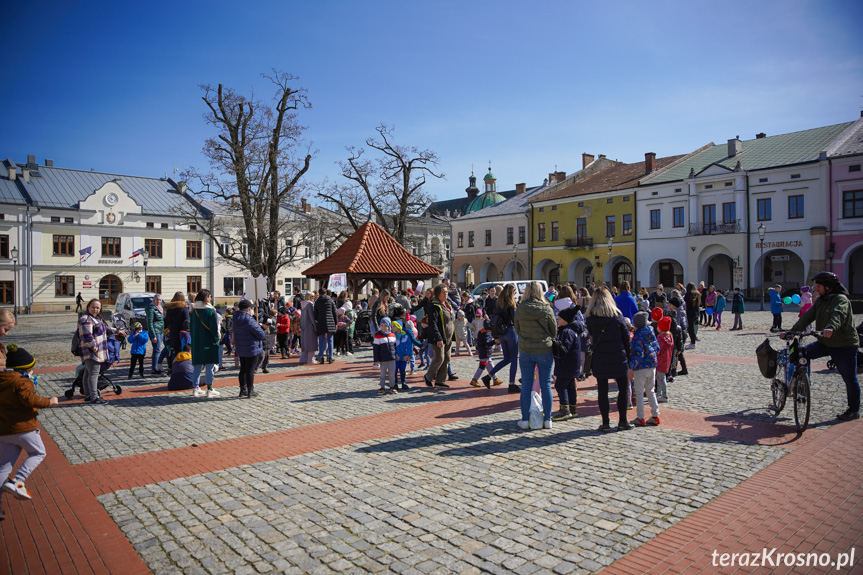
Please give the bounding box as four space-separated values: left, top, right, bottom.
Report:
612 261 633 288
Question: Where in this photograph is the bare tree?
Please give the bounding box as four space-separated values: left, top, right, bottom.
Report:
318 124 443 245
181 70 316 289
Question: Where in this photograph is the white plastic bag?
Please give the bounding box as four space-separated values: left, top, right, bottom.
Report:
528 391 544 430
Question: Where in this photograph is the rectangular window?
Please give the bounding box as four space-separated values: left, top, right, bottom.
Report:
51 216 60 223
577 218 587 240
606 198 613 204
551 205 557 210
187 276 202 295
484 230 492 246
703 204 716 232
0 235 7 258
705 184 713 190
189 224 197 230
673 206 685 228
161 223 168 229
144 238 163 258
53 234 75 256
724 181 733 187
849 165 861 172
538 207 544 212
650 209 661 230
223 277 244 296
674 188 682 193
759 177 768 183
146 222 154 228
64 217 73 223
842 190 863 218
757 198 772 221
457 232 464 248
146 275 162 294
605 216 615 238
506 227 513 245
0 281 12 304
722 202 736 223
101 237 120 257
537 223 546 242
55 275 74 297
468 231 474 247
623 214 632 235
788 195 804 219
186 240 202 259
551 221 559 241
624 196 630 202
518 226 526 244
790 173 801 179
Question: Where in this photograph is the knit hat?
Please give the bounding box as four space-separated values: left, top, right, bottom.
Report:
392 320 402 332
475 309 483 317
380 317 392 328
483 318 492 331
658 317 672 333
132 321 142 329
633 311 649 329
558 307 578 324
238 299 253 310
668 296 684 309
650 307 664 322
6 344 35 371
734 287 741 292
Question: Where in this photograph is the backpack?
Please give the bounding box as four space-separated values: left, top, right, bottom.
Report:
71 330 82 356
490 313 507 339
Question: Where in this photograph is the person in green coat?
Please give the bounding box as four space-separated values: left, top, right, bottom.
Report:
145 294 166 374
514 281 557 430
189 289 221 398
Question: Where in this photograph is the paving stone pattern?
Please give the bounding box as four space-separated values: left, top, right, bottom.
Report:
99 410 786 575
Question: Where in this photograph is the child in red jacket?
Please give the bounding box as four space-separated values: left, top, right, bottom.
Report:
655 317 674 403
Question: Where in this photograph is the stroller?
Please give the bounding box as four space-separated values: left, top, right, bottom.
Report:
66 333 124 399
353 309 372 345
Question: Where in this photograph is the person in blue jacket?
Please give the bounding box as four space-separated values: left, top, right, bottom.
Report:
232 300 267 398
127 322 149 379
392 321 421 391
373 317 399 394
167 344 195 390
613 281 639 323
769 284 784 332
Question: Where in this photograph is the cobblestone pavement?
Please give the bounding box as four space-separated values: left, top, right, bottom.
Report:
2 308 860 574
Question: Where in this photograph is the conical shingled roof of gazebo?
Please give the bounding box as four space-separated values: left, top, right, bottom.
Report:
302 221 442 278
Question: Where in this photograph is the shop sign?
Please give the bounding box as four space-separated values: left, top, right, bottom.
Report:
733 267 744 287
771 255 790 261
755 240 802 249
98 259 124 264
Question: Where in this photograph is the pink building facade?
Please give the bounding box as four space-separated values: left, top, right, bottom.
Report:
826 117 863 295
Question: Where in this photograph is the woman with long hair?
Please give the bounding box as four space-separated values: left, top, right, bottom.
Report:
77 299 122 405
514 281 556 429
189 289 221 398
586 287 632 431
164 292 190 374
485 284 520 393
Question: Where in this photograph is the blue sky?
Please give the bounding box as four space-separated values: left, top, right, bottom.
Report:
2 0 862 202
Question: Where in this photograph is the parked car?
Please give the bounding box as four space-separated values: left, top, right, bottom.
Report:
470 280 549 302
113 292 157 330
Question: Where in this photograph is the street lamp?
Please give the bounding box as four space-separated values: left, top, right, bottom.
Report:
607 236 614 256
10 246 18 320
142 249 149 291
758 223 766 311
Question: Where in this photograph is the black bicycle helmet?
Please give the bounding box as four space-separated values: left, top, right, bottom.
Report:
812 271 840 289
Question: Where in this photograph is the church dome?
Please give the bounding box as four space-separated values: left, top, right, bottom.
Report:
465 190 506 214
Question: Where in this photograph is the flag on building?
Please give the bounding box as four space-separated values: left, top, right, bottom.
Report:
79 246 92 261
129 248 144 259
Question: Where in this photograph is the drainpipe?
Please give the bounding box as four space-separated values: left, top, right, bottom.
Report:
25 205 32 314
526 209 533 280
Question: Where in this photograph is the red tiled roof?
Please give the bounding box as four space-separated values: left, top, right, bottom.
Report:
302 222 442 279
535 154 688 202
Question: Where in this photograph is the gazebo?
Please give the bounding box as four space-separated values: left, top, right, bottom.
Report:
302 221 442 297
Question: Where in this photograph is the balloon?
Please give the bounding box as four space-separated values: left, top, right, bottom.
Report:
705 307 714 315
783 296 792 305
791 294 801 304
650 308 664 322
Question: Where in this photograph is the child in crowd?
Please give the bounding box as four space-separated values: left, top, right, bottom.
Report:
666 296 688 377
167 344 195 390
0 345 59 519
392 320 421 391
127 321 149 379
654 317 673 403
405 316 418 374
373 317 398 394
799 286 813 316
469 309 484 346
276 307 291 359
629 311 660 427
290 308 302 354
417 316 431 369
453 310 472 356
713 289 726 330
552 307 582 420
334 308 353 356
731 287 745 331
471 318 501 388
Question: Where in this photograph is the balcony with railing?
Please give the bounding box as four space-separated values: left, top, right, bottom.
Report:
564 237 593 249
688 220 740 236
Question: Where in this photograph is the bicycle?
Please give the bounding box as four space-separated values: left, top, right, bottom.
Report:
757 331 822 434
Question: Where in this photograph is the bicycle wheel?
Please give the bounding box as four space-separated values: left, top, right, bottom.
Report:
771 378 786 413
792 372 810 433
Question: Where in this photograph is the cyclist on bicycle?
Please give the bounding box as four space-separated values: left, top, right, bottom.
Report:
785 272 859 421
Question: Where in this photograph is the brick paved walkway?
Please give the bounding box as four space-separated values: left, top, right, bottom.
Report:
2 342 860 574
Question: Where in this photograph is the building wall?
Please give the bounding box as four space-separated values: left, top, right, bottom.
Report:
828 154 863 294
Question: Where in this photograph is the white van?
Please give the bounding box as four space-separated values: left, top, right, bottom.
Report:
114 292 157 329
469 280 549 302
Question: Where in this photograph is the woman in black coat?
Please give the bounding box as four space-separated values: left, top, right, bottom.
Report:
585 287 632 431
684 282 700 346
163 292 190 374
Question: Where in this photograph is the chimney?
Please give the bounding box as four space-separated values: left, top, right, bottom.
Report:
548 172 558 184
44 159 53 167
445 209 450 218
515 183 526 195
7 165 15 181
300 198 307 212
302 199 311 213
644 152 656 173
555 170 566 182
755 133 766 139
231 196 239 206
21 168 30 183
26 154 35 166
598 154 606 159
177 181 187 194
728 137 743 157
582 153 595 168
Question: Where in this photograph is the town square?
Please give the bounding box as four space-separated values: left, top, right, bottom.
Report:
1 1 862 574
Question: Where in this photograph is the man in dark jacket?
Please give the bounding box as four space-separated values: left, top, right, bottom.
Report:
233 300 267 398
314 288 338 364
